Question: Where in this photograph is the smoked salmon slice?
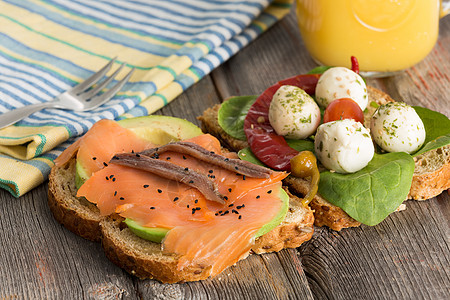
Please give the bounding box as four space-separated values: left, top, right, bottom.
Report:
71 122 288 278
55 119 154 178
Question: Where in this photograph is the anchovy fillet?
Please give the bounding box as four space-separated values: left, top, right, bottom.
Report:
139 142 273 178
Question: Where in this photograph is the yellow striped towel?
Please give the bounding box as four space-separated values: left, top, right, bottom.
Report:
0 0 293 197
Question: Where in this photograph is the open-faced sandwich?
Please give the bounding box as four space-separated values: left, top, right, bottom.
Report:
48 62 449 283
199 64 450 230
48 116 314 283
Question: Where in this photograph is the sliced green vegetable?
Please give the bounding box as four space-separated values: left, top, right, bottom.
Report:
218 95 257 140
318 152 415 226
413 106 450 156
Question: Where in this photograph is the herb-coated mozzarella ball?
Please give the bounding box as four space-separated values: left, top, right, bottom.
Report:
314 119 374 173
370 102 426 154
315 67 368 111
269 85 321 139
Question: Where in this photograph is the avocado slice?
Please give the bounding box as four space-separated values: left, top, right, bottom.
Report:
124 187 290 243
74 116 203 188
123 219 170 243
118 115 203 141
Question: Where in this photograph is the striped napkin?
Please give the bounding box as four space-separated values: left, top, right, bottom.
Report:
0 0 293 197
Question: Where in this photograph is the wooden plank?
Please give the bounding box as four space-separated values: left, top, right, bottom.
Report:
0 185 137 299
299 193 450 300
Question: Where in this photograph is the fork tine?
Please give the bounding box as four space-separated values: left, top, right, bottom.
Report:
84 67 135 110
80 63 125 99
70 57 116 94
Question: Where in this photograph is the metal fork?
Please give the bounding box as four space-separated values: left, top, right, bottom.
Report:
0 58 135 129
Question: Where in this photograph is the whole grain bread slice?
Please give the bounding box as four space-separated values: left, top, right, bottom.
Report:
198 86 449 231
48 155 314 282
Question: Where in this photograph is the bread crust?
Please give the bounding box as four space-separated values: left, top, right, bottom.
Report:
48 160 102 242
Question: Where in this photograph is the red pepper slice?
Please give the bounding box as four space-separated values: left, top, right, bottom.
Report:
351 56 359 74
243 74 320 171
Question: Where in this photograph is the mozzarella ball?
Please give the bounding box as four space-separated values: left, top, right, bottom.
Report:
315 67 368 111
314 119 374 173
370 102 426 154
269 85 321 139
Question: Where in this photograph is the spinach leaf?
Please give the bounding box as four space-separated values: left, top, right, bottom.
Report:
413 106 450 156
413 106 450 145
318 152 415 226
307 66 333 74
218 95 257 140
238 147 265 166
414 135 450 157
286 139 315 153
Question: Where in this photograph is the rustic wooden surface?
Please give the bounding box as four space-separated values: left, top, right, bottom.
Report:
0 7 449 300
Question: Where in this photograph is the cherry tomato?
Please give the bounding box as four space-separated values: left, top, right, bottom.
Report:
323 98 364 124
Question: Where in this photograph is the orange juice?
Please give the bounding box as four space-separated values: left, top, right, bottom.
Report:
296 0 441 73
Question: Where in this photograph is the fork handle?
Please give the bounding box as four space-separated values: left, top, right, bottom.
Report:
0 102 54 129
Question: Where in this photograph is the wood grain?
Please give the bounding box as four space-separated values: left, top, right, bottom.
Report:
0 6 448 300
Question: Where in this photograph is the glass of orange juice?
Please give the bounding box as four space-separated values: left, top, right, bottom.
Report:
296 0 449 77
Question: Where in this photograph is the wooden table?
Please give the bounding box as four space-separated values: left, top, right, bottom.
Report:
1 8 449 300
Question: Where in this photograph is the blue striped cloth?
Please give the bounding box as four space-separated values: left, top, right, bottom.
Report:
0 0 293 197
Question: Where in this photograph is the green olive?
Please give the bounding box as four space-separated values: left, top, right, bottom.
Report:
290 151 320 206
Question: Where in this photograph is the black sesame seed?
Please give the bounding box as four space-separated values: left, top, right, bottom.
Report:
215 213 219 216
228 188 232 192
218 210 223 214
184 167 189 171
192 208 196 214
196 207 201 211
105 176 109 180
222 210 229 215
238 215 242 219
103 162 108 167
228 204 234 207
150 206 155 210
187 205 190 208
131 150 135 153
112 155 119 160
232 209 239 214
114 191 117 196
92 157 97 160
235 166 239 170
242 175 246 180
143 184 149 188
210 151 215 154
208 170 213 174
120 197 125 200
182 155 187 160
194 199 198 204
224 158 229 162
267 190 272 194
109 175 114 179
157 189 162 193
173 197 179 201
112 178 116 182
189 180 194 184
224 196 228 200
166 157 171 160
256 195 260 199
